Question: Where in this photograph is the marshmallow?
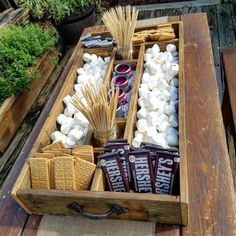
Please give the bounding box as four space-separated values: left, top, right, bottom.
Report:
170 86 178 94
152 88 161 97
83 53 91 62
144 53 152 62
164 104 176 115
138 87 149 98
138 97 147 108
162 61 172 71
155 52 167 64
157 101 168 113
65 135 77 148
152 133 167 146
74 112 89 127
74 84 83 97
137 119 148 133
152 44 160 55
170 78 179 87
51 131 64 142
132 136 142 147
63 95 72 106
170 100 178 110
83 63 90 71
157 120 170 133
142 73 150 83
64 103 76 117
135 130 143 139
68 129 84 141
146 48 152 54
90 54 98 61
57 114 67 125
170 63 179 76
169 113 178 127
60 122 73 135
167 127 179 136
104 56 110 64
170 91 178 101
166 44 177 53
148 98 159 111
163 72 173 82
157 79 169 91
159 113 168 122
161 89 171 101
167 133 178 146
137 107 148 119
77 68 85 75
164 52 174 62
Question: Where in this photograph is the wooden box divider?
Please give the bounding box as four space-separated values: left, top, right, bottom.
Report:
12 21 188 225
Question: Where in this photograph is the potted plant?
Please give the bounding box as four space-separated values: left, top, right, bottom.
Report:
19 0 97 43
0 23 59 153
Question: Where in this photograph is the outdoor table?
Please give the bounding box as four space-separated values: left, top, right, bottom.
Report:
0 12 235 236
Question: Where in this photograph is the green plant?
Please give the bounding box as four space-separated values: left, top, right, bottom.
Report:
0 24 59 106
20 0 94 24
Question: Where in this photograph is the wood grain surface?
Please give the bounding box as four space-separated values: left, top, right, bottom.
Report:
181 13 236 235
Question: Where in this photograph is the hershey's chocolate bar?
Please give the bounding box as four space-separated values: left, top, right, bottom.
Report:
99 152 129 192
129 151 155 193
141 142 178 153
155 152 180 194
106 143 131 186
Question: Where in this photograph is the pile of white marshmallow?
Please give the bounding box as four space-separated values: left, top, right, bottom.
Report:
50 53 110 148
132 44 179 148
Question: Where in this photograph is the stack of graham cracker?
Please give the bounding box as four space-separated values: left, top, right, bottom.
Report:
29 141 96 191
133 24 176 44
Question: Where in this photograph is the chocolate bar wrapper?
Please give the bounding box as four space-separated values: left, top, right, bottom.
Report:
106 143 131 187
141 142 178 154
107 139 128 144
128 151 155 193
99 153 129 192
155 152 180 194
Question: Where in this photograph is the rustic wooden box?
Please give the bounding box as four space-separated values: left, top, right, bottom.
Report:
12 21 188 225
0 50 58 153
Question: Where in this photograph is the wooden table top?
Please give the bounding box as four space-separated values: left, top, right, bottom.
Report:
0 12 236 236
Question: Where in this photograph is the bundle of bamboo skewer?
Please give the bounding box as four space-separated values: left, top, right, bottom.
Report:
102 5 139 60
71 83 119 145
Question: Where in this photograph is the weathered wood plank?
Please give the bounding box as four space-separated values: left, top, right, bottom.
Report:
202 5 220 66
217 3 236 50
22 215 42 236
181 12 236 235
135 0 221 11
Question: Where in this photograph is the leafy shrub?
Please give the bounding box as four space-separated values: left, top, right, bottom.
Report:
20 0 93 23
0 24 59 106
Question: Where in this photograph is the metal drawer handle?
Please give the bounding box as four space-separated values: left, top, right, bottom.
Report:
67 202 129 220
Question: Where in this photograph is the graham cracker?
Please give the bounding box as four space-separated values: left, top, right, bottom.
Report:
72 145 94 163
29 158 50 189
34 153 54 159
43 150 63 157
49 159 55 189
42 141 64 151
54 157 75 190
74 158 96 190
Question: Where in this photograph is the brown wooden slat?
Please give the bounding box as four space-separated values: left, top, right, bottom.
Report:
181 12 236 235
222 49 236 130
22 215 42 236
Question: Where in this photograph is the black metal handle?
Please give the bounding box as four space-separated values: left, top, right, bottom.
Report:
67 202 128 220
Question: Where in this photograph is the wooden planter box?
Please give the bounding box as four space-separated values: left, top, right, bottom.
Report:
12 21 188 225
0 50 59 154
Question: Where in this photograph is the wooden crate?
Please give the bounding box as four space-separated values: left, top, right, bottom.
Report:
0 50 58 153
11 21 188 225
